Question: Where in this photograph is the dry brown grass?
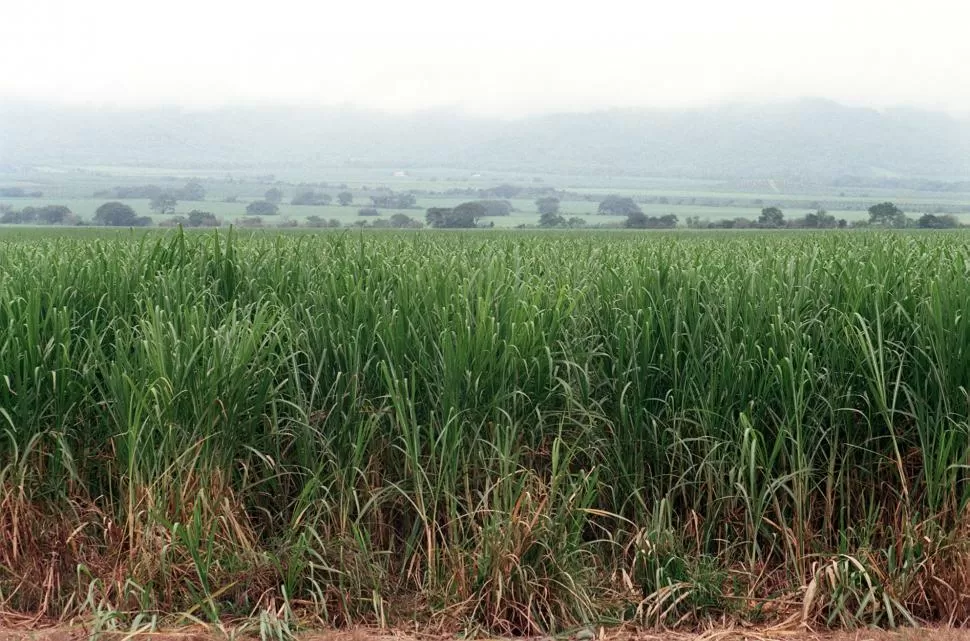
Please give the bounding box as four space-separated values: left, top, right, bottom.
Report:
4 627 970 641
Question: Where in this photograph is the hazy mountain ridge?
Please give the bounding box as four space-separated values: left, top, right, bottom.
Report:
2 99 968 180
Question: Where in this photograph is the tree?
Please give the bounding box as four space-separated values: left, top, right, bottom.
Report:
186 210 219 227
474 200 513 216
306 216 342 228
179 182 206 200
598 196 642 216
246 200 279 216
451 202 486 227
426 202 485 228
425 207 450 228
487 184 521 199
150 193 177 214
536 197 560 216
0 187 42 198
0 206 21 224
917 213 961 229
94 201 151 226
35 205 73 224
160 216 187 227
654 214 678 228
370 192 417 209
13 205 73 225
625 211 650 228
626 212 678 229
0 206 38 224
265 188 284 204
358 207 379 216
566 217 586 228
337 191 354 206
758 207 785 228
291 190 333 206
803 208 836 228
538 211 566 227
868 202 908 227
389 213 422 228
106 184 162 199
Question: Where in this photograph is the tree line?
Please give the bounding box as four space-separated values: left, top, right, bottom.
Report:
687 202 963 230
0 187 43 198
0 192 963 231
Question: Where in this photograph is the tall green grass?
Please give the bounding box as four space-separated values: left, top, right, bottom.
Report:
3 228 970 633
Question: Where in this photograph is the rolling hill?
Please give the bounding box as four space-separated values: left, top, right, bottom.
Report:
2 98 968 180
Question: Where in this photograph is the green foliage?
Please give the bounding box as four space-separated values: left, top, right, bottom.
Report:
0 187 42 197
186 210 219 227
598 195 642 216
426 201 486 228
95 184 163 199
803 208 838 228
6 230 970 632
370 192 416 209
485 183 521 199
246 200 279 216
917 213 962 228
626 212 677 229
264 187 284 204
305 215 342 228
473 199 513 216
868 201 908 227
35 205 73 224
291 190 333 206
179 181 206 201
0 205 73 225
93 201 151 226
758 206 785 228
536 196 560 216
149 193 177 214
0 206 23 223
538 211 566 227
98 182 204 201
389 213 422 228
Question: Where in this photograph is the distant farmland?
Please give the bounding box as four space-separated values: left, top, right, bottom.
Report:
6 165 970 230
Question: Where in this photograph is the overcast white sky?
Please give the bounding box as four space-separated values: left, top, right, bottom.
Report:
3 0 969 116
